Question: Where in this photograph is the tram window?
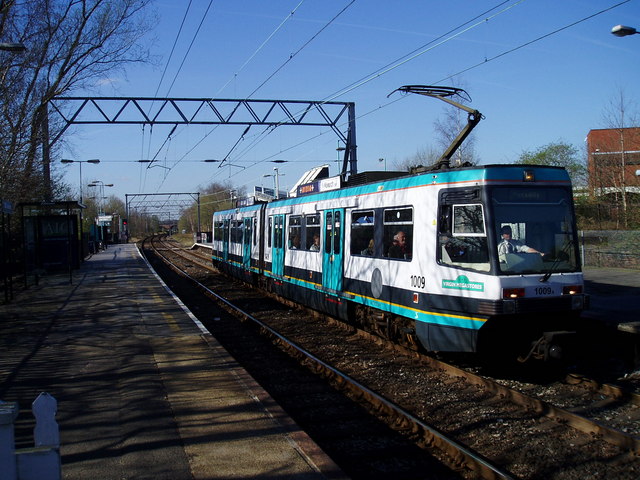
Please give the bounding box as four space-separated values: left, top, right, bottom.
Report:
223 220 230 243
288 215 302 249
324 211 333 254
268 216 272 248
273 216 284 249
214 221 224 241
334 211 342 255
438 203 490 272
453 204 485 235
383 207 413 260
253 218 258 246
230 220 243 244
351 210 375 256
305 214 320 251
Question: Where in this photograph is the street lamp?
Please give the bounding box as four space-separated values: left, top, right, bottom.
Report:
611 25 638 37
61 158 100 202
87 180 114 215
378 157 387 171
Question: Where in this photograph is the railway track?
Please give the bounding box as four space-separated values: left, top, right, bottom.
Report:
145 235 640 479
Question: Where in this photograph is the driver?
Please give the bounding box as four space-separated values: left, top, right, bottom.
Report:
498 225 544 256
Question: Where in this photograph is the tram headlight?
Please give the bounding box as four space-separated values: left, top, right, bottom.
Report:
523 170 535 182
502 288 525 299
562 285 582 295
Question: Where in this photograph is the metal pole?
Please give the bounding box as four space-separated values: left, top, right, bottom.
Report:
79 162 83 203
197 193 201 238
274 167 280 199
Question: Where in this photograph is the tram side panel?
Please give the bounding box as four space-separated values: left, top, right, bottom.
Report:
263 202 348 318
213 165 587 357
341 182 496 353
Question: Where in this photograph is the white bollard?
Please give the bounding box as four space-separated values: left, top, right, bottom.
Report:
32 393 59 448
14 393 61 480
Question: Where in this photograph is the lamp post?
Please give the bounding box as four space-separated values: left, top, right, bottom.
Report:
263 168 285 199
336 143 346 170
611 25 639 37
87 181 114 215
378 157 387 171
87 181 114 247
61 159 100 202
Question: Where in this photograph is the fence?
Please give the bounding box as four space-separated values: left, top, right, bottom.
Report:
580 230 640 269
0 393 60 480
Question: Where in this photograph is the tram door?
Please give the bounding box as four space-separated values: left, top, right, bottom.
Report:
271 214 285 277
322 209 345 292
222 219 230 261
242 217 252 270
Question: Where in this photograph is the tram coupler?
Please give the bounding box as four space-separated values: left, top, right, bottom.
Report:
521 330 576 362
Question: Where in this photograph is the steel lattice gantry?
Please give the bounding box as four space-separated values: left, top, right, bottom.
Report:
49 96 358 177
126 192 201 232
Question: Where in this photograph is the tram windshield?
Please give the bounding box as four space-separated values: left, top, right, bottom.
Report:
491 187 579 274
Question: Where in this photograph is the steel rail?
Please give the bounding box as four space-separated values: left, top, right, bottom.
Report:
145 235 516 480
186 240 640 454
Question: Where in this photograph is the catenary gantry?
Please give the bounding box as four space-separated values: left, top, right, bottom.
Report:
50 96 358 178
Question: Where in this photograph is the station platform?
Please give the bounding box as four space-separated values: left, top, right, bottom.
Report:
582 266 640 325
0 244 344 480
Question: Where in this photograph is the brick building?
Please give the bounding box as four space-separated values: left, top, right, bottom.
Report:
586 127 640 195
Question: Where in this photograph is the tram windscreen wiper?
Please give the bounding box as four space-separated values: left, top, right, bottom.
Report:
539 241 573 283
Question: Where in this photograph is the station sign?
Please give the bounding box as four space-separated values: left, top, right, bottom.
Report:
97 215 112 226
297 175 341 196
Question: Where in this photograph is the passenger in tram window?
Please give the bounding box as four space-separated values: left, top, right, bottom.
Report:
290 235 301 250
309 234 320 251
361 239 374 256
387 230 410 259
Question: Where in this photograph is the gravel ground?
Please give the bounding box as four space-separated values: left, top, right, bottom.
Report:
162 241 640 479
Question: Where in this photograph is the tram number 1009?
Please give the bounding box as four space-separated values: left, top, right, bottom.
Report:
410 275 426 289
534 286 554 296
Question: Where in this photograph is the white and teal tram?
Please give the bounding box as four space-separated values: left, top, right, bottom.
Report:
212 164 588 361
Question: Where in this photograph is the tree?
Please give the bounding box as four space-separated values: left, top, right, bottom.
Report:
595 88 640 228
178 182 239 234
397 145 440 172
0 0 155 205
432 79 479 167
515 141 587 187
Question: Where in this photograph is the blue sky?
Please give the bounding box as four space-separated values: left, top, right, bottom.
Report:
58 0 640 206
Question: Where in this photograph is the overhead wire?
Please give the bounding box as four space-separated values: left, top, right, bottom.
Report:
321 0 522 103
177 0 355 160
220 0 633 181
153 1 311 189
434 0 632 84
215 0 307 96
146 0 215 187
152 0 193 100
225 0 520 167
163 0 215 97
153 0 630 193
186 0 361 177
247 0 357 98
225 0 631 172
142 0 193 179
